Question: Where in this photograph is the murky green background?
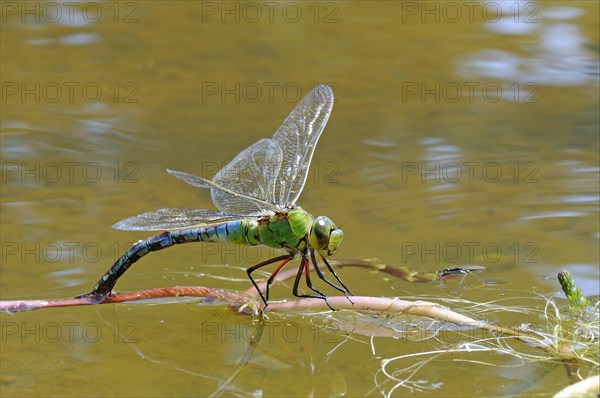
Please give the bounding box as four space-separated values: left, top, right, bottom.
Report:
1 1 598 396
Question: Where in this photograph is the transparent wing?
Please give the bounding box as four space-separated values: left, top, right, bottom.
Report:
166 84 334 213
166 139 282 215
211 138 283 214
272 84 334 206
112 208 250 231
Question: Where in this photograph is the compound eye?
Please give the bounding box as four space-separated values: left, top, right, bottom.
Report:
311 216 333 250
314 219 328 241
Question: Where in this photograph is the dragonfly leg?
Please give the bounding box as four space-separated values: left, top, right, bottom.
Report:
264 256 294 302
302 258 327 297
292 256 334 310
320 255 353 297
310 251 353 302
247 254 293 307
302 259 335 311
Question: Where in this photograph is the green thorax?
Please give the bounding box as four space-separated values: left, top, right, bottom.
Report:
250 206 312 250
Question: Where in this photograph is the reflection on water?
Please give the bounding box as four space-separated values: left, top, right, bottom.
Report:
520 156 599 213
25 33 101 46
458 2 598 87
1 110 142 159
361 136 599 217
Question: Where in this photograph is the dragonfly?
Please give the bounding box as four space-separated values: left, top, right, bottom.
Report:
83 84 352 308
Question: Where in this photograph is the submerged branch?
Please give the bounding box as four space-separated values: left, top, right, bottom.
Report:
0 287 255 314
0 285 514 336
2 259 594 395
0 258 585 359
0 286 544 354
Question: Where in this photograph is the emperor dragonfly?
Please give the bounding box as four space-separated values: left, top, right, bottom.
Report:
84 84 352 308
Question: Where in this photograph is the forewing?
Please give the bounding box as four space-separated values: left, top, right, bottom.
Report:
167 167 280 214
211 138 283 214
165 169 210 189
112 208 248 231
164 85 333 213
272 84 334 206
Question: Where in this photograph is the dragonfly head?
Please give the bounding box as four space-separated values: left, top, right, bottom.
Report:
309 216 344 257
